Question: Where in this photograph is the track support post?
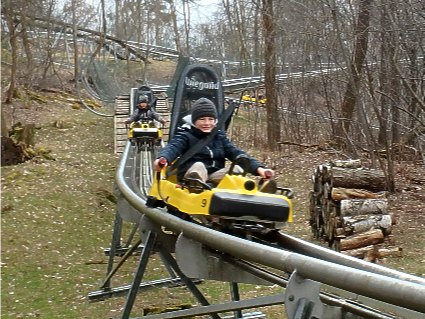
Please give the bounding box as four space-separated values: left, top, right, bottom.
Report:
284 270 325 319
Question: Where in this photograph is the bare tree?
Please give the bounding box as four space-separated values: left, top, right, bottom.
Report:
262 0 279 150
167 0 183 52
70 0 80 81
19 14 36 86
2 0 21 103
181 0 191 55
390 0 425 146
220 0 255 72
335 0 373 146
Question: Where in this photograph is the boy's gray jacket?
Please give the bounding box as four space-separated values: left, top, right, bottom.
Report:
127 108 163 123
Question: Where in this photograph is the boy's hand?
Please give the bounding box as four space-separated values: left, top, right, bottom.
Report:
257 167 274 179
154 157 168 172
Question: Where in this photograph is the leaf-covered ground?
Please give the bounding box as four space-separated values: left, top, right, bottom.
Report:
1 92 424 318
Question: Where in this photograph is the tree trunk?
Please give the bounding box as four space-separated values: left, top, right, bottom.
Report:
3 0 18 103
335 0 373 145
20 16 35 87
1 107 9 137
169 0 182 53
262 0 280 151
71 0 79 81
14 123 36 146
378 3 391 145
388 0 401 145
182 0 191 56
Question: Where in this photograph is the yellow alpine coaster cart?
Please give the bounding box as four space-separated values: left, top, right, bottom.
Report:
127 119 163 151
147 156 293 227
128 120 162 141
147 63 293 229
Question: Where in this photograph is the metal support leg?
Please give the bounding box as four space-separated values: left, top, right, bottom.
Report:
105 210 124 289
158 251 178 279
159 248 221 319
101 239 142 289
284 270 323 319
230 283 242 319
121 231 157 319
293 298 314 319
124 221 141 247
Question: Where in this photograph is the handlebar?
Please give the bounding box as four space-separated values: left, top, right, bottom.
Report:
264 170 273 179
158 157 167 168
156 157 167 181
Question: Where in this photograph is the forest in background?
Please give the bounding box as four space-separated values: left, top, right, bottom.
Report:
1 0 425 191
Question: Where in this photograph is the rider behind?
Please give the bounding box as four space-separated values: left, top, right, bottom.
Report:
125 95 166 125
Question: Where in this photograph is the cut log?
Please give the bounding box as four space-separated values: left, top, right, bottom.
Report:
323 182 332 200
335 227 346 237
312 175 321 193
377 247 402 258
364 246 380 262
331 167 387 191
341 245 375 258
339 199 388 216
325 210 337 241
330 159 362 168
339 229 384 251
342 214 392 235
342 245 402 261
331 187 385 201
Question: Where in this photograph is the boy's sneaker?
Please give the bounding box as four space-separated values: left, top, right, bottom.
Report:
185 170 208 183
186 171 203 180
259 179 277 194
184 162 208 182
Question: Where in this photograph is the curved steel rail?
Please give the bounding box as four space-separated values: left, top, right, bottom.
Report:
116 141 425 315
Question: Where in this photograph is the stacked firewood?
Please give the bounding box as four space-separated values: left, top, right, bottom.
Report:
309 159 402 262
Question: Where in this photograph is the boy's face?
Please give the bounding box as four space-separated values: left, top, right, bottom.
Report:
194 117 216 133
138 102 148 109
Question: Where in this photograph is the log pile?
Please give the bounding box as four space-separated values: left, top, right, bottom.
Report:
309 159 401 262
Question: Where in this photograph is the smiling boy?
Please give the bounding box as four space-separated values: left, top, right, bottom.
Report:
153 98 274 187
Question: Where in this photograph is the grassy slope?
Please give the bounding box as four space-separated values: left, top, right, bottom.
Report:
1 104 121 318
